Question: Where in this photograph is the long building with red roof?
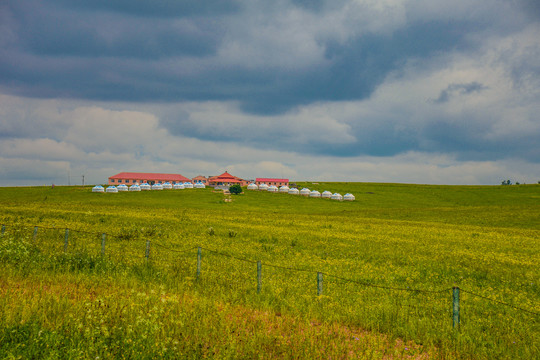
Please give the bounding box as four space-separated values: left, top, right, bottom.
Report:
107 171 286 188
255 178 289 186
108 172 190 185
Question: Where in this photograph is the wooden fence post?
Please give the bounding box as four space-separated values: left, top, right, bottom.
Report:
317 272 323 296
257 260 262 294
101 233 106 256
196 247 202 280
453 287 460 329
64 228 69 252
145 240 150 261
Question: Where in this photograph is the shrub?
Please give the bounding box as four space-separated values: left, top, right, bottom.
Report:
229 184 242 195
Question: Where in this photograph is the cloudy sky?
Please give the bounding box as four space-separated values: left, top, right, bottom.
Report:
1 0 539 186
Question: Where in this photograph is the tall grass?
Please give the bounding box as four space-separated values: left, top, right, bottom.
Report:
1 184 539 359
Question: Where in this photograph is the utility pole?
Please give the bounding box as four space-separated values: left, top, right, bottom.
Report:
82 175 85 186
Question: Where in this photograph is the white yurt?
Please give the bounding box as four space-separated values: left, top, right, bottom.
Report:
117 184 129 192
288 187 300 195
173 182 185 190
247 183 258 190
258 183 269 191
344 193 355 201
321 190 332 198
129 184 141 191
140 182 151 191
331 193 343 200
300 188 311 196
106 186 118 193
152 183 163 190
162 182 173 190
183 182 194 189
267 185 278 192
309 190 321 198
92 185 104 193
279 185 289 193
194 181 206 189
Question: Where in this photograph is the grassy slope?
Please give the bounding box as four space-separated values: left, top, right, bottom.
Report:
0 183 539 359
3 182 539 229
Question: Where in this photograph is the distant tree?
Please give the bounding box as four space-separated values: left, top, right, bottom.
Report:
501 180 512 185
229 184 242 195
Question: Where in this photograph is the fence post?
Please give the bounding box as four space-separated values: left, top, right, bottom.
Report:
145 240 151 261
1 224 5 236
453 287 460 329
101 233 106 256
33 226 38 242
64 228 69 252
196 247 202 280
317 272 323 296
257 260 262 294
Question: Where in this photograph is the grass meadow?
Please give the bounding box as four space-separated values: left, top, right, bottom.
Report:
0 183 539 359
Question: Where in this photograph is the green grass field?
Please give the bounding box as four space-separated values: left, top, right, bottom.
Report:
1 183 539 359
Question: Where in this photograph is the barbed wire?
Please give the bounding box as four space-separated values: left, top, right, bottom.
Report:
322 272 453 294
200 246 259 264
2 224 111 238
2 222 539 316
152 241 197 254
460 289 539 316
1 223 162 242
194 245 453 294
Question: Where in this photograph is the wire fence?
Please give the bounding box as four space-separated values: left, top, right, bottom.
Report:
1 222 539 351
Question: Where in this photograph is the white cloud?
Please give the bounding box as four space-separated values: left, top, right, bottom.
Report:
0 157 71 184
289 152 523 185
215 0 409 70
183 102 356 145
63 107 166 153
217 6 326 69
227 161 298 180
0 138 84 161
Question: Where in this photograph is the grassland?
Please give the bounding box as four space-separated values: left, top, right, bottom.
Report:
0 183 539 359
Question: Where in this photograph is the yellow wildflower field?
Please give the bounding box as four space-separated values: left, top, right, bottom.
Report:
0 184 538 358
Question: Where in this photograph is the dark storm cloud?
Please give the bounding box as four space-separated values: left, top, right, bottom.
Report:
236 21 471 114
520 0 540 20
290 0 326 12
0 0 484 113
432 82 488 103
5 1 222 59
50 0 241 18
419 115 540 162
505 44 540 92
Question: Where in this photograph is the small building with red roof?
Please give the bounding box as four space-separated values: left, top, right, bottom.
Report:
108 172 190 186
255 178 289 186
192 175 209 185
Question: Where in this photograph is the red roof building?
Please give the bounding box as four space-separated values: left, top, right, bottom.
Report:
255 178 289 186
208 171 249 187
192 175 209 185
108 172 190 185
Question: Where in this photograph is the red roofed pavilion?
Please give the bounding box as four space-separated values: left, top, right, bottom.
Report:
208 171 249 187
108 172 190 185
